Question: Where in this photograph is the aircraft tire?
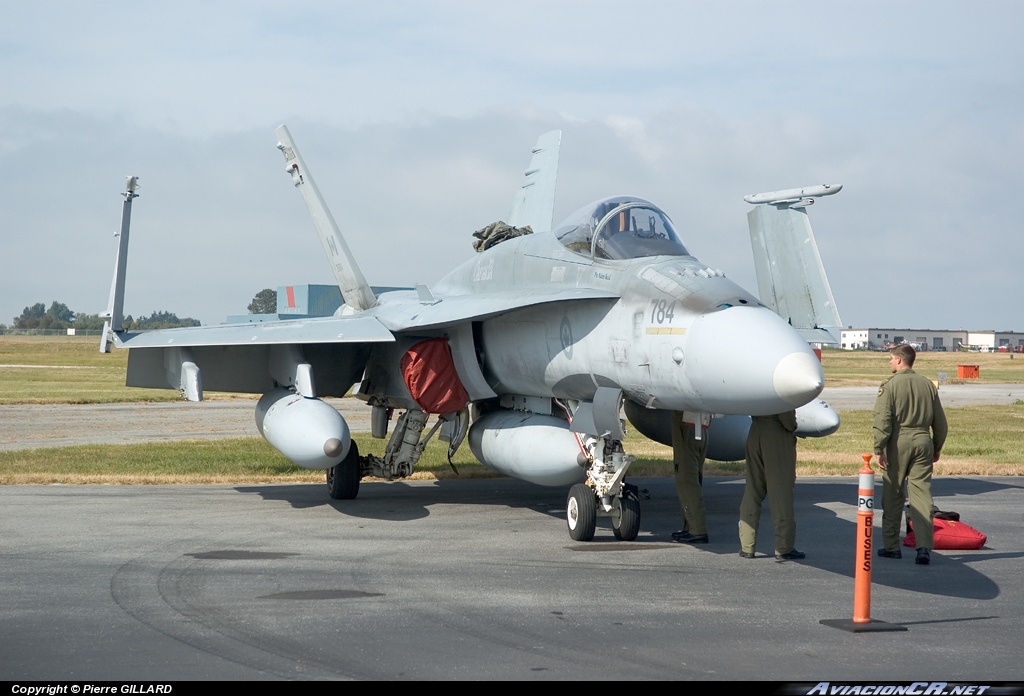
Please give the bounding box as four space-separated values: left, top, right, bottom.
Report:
566 483 596 541
611 491 641 541
327 441 360 500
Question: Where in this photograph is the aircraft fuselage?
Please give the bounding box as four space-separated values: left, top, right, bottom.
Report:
426 227 824 416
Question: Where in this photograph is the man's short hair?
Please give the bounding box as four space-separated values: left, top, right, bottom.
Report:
891 343 916 367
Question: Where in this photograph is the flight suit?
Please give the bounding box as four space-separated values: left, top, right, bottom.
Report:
671 411 710 535
739 411 798 555
873 369 948 552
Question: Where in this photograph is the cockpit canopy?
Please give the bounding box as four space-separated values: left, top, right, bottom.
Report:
554 196 690 260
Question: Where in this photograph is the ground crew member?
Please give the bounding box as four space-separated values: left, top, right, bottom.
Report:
739 410 804 561
873 344 947 565
670 411 710 544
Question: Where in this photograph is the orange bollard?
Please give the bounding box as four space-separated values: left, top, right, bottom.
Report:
853 453 875 623
819 454 907 632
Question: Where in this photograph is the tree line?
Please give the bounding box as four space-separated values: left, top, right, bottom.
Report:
5 302 200 331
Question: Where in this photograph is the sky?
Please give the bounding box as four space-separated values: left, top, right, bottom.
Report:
2 1 1022 332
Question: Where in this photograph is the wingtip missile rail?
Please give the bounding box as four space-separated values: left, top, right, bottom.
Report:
743 184 843 207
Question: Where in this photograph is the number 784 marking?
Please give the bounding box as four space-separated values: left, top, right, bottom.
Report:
646 300 686 336
650 299 676 324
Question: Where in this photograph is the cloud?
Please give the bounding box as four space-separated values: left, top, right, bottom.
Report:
2 2 1022 332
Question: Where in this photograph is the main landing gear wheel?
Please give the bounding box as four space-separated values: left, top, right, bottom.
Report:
327 441 361 500
566 483 597 541
611 491 641 541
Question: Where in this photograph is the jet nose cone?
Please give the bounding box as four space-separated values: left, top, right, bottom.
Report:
773 352 825 407
680 306 824 414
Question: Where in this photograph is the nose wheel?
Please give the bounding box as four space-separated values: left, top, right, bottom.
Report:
566 482 641 542
566 483 597 541
611 489 641 541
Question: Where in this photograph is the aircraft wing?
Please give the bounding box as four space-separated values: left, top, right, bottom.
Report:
113 314 394 348
372 286 619 332
507 130 561 233
114 315 394 401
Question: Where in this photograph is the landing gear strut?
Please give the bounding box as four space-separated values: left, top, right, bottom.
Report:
564 435 640 541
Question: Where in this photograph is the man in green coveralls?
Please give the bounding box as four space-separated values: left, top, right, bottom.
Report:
738 410 804 561
670 411 710 544
873 344 947 565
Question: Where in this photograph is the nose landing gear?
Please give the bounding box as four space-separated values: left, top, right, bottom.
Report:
565 435 639 541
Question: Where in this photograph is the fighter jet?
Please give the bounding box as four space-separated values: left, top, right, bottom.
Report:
101 126 842 542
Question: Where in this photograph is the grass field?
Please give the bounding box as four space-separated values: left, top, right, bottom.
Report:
821 347 1024 385
1 335 1021 482
0 335 243 403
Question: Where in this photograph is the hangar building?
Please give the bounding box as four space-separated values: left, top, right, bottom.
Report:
840 328 1023 352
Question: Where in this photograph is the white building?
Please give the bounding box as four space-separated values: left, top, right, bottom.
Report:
967 331 1024 351
841 328 967 352
840 328 1023 352
840 329 870 350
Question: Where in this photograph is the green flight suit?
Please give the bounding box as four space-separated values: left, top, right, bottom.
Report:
872 368 948 552
739 411 798 555
671 411 709 535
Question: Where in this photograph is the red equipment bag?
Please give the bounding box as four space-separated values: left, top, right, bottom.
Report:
400 338 470 414
904 517 987 550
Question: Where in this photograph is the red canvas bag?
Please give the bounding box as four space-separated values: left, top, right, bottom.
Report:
904 517 987 550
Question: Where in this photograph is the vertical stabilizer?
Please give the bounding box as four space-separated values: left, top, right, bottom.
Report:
275 125 376 312
100 176 139 352
746 185 842 344
507 130 561 233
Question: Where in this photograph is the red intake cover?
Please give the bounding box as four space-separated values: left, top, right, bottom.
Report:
400 338 470 414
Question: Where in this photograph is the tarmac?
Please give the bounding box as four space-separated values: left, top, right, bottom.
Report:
821 383 1024 410
0 398 368 451
2 387 1021 680
2 475 1022 681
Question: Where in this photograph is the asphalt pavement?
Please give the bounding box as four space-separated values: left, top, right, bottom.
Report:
2 475 1021 680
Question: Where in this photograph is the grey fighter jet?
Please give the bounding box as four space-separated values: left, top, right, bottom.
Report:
102 126 842 542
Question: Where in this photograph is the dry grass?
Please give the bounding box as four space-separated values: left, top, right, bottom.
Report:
792 404 1024 476
0 335 248 404
821 348 1024 386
